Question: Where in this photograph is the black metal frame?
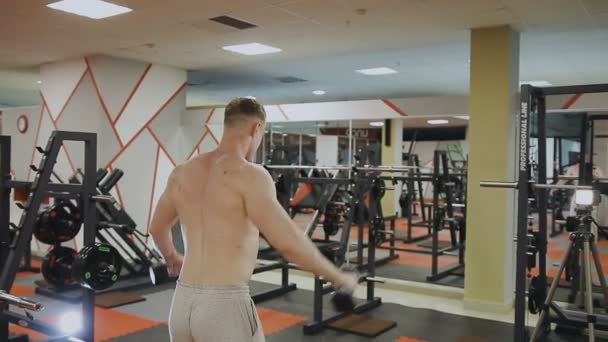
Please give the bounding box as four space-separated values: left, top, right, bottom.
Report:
489 83 608 341
375 150 467 282
0 131 99 342
302 168 382 334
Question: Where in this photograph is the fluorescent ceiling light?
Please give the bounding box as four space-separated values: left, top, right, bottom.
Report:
47 0 133 19
244 96 256 99
282 133 288 137
312 90 326 95
356 67 398 76
454 115 469 120
272 125 283 128
222 43 281 56
520 80 552 87
427 119 449 125
369 121 384 127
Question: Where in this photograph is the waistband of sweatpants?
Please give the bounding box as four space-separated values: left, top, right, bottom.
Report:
176 280 250 297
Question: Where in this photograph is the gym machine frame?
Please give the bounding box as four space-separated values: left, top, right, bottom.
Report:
302 168 384 335
264 165 388 335
480 82 608 342
0 131 99 342
369 151 467 282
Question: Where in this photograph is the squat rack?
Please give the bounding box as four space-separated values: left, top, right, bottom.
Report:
0 131 99 342
480 83 608 342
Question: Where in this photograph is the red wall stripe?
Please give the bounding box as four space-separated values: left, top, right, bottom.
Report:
147 127 177 167
26 102 46 181
113 63 153 125
105 82 187 168
562 93 583 109
204 108 216 124
146 145 161 243
188 131 208 160
205 124 220 144
382 99 407 116
53 68 89 125
277 105 289 120
41 102 77 174
85 57 125 147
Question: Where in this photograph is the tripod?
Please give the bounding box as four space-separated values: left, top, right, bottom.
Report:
531 216 608 342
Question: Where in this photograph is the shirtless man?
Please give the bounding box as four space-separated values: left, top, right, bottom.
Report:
149 98 357 342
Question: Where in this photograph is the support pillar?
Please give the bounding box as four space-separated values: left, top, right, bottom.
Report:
464 26 519 311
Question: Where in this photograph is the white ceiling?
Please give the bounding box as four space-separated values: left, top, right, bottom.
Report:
1 0 608 107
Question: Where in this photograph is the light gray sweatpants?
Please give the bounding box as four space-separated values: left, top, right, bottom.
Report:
169 281 265 342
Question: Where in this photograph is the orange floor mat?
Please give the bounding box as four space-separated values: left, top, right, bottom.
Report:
16 260 43 278
257 306 307 336
93 307 162 341
395 337 428 342
9 284 35 297
11 307 163 342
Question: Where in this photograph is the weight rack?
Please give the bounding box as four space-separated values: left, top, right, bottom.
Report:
481 83 608 342
0 131 99 342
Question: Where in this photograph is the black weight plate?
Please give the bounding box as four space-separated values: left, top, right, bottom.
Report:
149 264 169 285
34 211 54 245
72 244 122 291
48 202 82 241
34 202 82 245
42 246 77 288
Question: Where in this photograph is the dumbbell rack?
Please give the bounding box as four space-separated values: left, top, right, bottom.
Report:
0 131 99 342
34 167 171 304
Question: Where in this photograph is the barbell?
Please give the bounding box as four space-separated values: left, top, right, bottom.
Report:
0 291 43 312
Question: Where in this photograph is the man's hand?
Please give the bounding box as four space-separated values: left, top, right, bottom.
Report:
166 252 184 277
333 271 359 293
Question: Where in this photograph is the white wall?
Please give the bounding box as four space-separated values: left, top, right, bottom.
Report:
316 135 338 166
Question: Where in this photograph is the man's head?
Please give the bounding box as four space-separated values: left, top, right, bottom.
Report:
223 97 266 161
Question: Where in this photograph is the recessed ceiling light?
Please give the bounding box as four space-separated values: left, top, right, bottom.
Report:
282 133 288 137
427 119 449 125
312 90 326 95
222 42 281 56
520 80 552 87
244 96 256 99
356 67 398 76
36 80 42 84
47 0 133 19
369 121 384 127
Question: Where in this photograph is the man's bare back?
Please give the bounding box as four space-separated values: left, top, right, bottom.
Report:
171 151 260 287
148 97 356 341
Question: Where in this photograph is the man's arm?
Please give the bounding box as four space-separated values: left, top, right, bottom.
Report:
149 168 180 262
243 166 353 288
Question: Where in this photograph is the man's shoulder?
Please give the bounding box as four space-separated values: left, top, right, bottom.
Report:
239 162 270 179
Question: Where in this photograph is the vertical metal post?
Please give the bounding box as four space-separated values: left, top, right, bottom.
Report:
431 150 440 277
282 264 289 287
0 136 11 341
514 85 533 342
298 133 303 166
407 156 415 239
79 133 97 342
348 120 352 166
537 96 548 309
313 277 323 322
579 115 589 185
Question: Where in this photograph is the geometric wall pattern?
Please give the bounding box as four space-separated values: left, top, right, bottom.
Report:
3 55 194 253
